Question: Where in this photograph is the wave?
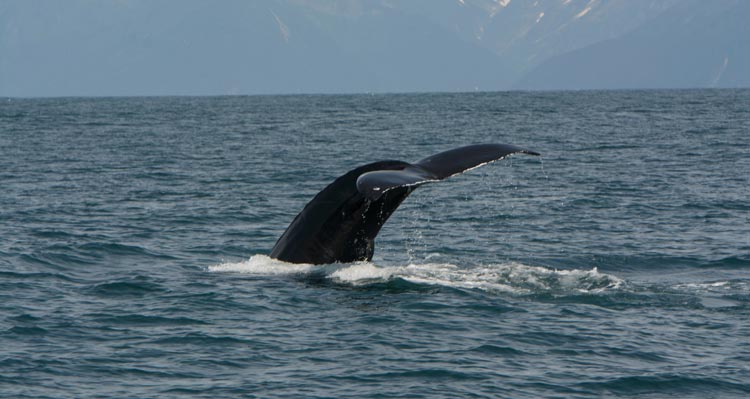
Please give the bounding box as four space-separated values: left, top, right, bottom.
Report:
85 278 168 297
575 374 750 395
208 255 624 295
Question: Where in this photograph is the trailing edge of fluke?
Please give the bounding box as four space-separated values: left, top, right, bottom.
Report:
269 143 540 265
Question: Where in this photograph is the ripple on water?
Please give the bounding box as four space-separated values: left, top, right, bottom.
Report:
576 374 750 396
84 277 168 297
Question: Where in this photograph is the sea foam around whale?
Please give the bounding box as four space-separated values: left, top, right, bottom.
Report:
209 255 624 295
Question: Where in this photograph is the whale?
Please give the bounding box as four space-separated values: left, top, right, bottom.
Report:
270 143 540 264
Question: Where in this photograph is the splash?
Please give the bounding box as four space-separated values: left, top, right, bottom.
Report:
209 255 624 294
208 255 316 275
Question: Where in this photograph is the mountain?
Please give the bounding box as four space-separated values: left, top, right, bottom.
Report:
0 0 747 97
516 0 750 89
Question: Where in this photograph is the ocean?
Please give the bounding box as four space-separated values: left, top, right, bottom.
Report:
1 90 749 398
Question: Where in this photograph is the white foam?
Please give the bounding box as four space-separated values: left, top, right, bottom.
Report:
330 262 395 284
398 263 519 293
688 281 730 289
208 254 315 275
674 281 736 291
209 255 623 294
397 263 622 294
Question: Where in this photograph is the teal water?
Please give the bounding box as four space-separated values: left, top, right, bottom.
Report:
1 90 749 398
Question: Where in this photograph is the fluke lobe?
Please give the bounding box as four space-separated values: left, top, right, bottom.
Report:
269 144 540 264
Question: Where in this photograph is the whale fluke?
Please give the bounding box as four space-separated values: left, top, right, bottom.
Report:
357 144 539 201
269 144 539 264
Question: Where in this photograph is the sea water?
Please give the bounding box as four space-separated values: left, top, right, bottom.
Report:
1 90 749 398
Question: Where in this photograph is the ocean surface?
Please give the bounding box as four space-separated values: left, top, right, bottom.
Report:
1 90 749 398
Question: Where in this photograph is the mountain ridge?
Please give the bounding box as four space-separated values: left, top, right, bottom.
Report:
0 0 747 96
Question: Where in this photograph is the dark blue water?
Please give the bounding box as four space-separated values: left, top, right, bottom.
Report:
2 90 749 398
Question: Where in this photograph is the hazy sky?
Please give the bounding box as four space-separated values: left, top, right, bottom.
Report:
1 0 748 97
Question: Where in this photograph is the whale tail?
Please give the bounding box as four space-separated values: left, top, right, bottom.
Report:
269 144 540 264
